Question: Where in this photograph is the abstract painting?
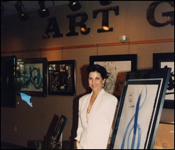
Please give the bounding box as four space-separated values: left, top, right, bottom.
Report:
16 58 47 97
90 54 137 98
48 60 76 95
109 68 171 149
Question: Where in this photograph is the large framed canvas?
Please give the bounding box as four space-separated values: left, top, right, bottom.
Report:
90 54 137 98
109 67 171 149
48 60 76 96
153 53 174 109
16 58 47 97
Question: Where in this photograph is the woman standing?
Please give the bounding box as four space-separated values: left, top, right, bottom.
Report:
75 64 118 149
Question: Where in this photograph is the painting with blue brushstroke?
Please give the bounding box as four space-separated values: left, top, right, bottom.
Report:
113 84 159 149
20 92 33 107
19 63 43 92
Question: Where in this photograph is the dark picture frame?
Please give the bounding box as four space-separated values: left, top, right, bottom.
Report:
16 58 47 97
90 54 137 98
47 115 67 149
109 68 171 149
1 55 17 108
48 60 76 96
153 53 174 109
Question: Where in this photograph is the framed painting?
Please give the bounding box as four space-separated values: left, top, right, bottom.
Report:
48 60 76 96
153 53 174 109
47 115 67 149
90 54 137 98
16 58 47 97
1 55 17 108
109 67 171 149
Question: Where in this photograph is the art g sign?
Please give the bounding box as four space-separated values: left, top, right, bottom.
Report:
147 1 174 27
43 1 174 39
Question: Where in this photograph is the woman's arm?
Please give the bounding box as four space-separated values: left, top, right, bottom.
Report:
74 98 83 141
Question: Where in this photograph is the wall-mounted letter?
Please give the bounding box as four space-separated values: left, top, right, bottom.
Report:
42 17 63 39
66 12 90 36
93 6 119 33
147 1 174 27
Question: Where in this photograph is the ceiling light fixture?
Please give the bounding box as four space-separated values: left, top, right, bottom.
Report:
99 1 112 5
68 1 81 11
38 1 50 17
15 1 29 21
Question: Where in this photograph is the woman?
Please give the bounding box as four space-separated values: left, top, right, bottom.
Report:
75 64 118 149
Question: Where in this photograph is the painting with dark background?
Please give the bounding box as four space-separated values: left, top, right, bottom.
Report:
48 60 76 96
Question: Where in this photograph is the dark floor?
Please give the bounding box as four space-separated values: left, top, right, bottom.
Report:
1 141 28 149
1 141 73 149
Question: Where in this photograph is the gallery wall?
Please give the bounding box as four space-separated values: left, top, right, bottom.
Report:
1 1 174 148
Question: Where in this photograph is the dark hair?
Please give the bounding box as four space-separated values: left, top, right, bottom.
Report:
87 64 108 79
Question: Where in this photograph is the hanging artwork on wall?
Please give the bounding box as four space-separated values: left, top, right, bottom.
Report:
1 55 17 108
153 52 174 109
48 60 76 96
16 58 47 97
90 54 137 98
109 67 171 149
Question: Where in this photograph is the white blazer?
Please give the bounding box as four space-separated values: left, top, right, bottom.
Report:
75 89 118 149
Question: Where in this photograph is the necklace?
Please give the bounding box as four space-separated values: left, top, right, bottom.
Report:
87 94 97 114
86 108 90 123
87 108 90 113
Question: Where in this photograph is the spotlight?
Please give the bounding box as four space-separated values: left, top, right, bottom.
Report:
102 26 109 31
15 1 29 21
80 24 90 35
38 1 50 17
99 1 112 5
80 26 86 32
68 1 81 11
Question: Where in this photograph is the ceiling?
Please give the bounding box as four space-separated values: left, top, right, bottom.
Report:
1 1 69 17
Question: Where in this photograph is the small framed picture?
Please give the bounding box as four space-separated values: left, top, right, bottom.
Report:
48 60 76 96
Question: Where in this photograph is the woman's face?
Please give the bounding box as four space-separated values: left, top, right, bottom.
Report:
88 71 105 93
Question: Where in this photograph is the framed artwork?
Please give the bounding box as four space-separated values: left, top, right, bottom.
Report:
48 60 76 96
16 58 47 97
153 53 174 109
47 115 67 149
109 68 171 149
90 54 137 98
1 56 17 108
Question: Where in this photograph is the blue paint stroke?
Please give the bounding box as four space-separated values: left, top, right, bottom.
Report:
121 85 147 149
20 92 33 107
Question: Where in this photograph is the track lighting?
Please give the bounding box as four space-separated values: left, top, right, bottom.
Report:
68 1 81 11
38 1 50 17
99 1 112 5
15 1 29 21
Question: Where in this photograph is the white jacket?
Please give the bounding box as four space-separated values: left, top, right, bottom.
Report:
75 89 118 149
